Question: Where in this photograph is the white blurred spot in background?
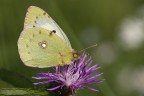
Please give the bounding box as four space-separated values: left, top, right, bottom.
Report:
117 65 144 95
117 17 144 50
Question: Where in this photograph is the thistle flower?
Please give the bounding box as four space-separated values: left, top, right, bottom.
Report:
32 53 103 96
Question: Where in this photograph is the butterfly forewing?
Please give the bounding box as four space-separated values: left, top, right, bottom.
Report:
24 6 72 49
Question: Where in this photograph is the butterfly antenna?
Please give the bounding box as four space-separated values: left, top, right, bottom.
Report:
78 44 97 53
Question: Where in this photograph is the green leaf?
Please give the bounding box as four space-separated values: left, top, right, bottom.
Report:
0 88 50 96
0 69 33 88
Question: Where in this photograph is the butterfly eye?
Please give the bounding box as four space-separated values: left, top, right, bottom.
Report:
73 52 79 58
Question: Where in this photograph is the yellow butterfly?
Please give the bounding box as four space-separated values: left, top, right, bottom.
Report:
18 6 78 68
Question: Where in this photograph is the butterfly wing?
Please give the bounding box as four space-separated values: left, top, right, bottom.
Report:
24 6 72 49
18 27 74 68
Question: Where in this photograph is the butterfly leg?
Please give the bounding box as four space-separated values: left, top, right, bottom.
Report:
57 64 61 73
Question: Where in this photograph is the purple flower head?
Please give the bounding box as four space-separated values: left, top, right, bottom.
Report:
32 53 103 96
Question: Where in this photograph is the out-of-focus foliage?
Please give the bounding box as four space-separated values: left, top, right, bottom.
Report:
0 0 144 96
0 88 50 96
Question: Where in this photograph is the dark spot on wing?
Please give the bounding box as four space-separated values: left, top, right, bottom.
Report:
49 30 56 36
48 15 51 18
33 34 35 37
49 32 53 36
59 52 64 57
43 12 46 15
26 44 29 48
58 52 65 64
52 30 56 33
39 30 41 34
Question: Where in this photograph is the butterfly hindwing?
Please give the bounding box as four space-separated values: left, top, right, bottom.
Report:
18 27 73 68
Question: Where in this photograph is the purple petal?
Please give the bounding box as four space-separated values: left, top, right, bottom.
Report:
87 73 103 81
33 81 49 85
77 54 87 67
47 85 62 90
80 86 98 91
84 64 100 77
85 56 92 65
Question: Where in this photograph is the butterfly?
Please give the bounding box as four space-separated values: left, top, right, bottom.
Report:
18 6 78 68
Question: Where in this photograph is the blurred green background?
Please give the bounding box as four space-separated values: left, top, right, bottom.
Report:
0 0 144 96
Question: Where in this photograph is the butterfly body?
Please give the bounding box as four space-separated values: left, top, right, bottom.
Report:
18 6 76 68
